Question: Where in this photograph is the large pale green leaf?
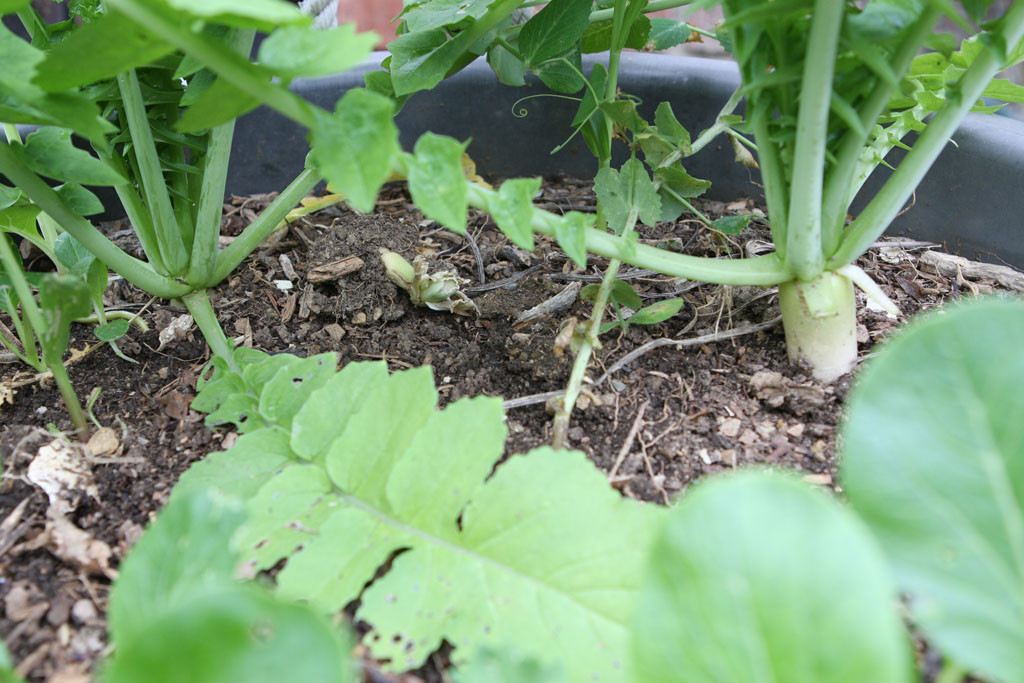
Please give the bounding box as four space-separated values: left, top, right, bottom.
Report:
177 76 262 133
309 89 398 214
406 133 468 233
518 0 592 65
31 10 172 92
0 0 30 15
632 471 913 683
15 128 126 186
258 23 377 79
842 299 1024 682
178 360 666 680
648 17 696 51
103 491 351 683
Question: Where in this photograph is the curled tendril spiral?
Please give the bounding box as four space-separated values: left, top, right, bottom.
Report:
511 94 583 119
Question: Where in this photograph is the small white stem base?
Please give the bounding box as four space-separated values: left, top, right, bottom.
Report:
778 272 857 383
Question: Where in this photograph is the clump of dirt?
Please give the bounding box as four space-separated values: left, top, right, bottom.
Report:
2 177 1021 681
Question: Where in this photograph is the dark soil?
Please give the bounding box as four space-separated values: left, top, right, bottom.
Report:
1 177 1019 681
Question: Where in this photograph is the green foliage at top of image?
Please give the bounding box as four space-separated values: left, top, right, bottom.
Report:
173 350 666 681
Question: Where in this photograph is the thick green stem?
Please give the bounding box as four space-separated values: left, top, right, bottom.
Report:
820 7 940 255
107 0 317 130
778 271 857 382
750 104 788 258
0 143 191 298
0 233 42 370
465 183 789 285
102 151 168 273
181 290 235 368
117 69 189 275
211 167 321 285
784 0 844 281
188 28 257 287
831 1 1024 267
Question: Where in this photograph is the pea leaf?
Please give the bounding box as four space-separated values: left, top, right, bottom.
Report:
632 471 913 683
487 42 527 86
401 0 494 32
15 127 126 186
490 177 541 250
554 211 590 267
842 299 1024 682
581 16 651 53
712 214 752 235
407 133 469 233
519 0 592 65
648 18 696 51
533 50 585 94
628 298 684 325
309 89 399 214
258 24 377 79
94 319 130 342
594 158 661 235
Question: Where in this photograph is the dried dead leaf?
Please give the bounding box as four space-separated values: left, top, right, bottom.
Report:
4 580 47 622
45 509 116 579
157 313 194 351
307 255 364 283
86 427 119 458
26 439 99 515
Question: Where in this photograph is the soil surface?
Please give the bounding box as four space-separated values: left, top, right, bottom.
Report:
2 177 1020 681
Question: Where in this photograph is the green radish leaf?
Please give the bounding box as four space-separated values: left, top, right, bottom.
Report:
648 18 696 51
0 184 20 211
553 211 590 267
0 206 42 249
628 298 684 326
94 319 130 342
54 232 98 278
177 76 262 133
180 359 664 681
841 299 1024 682
0 26 112 146
309 89 398 214
407 133 469 233
31 10 172 92
258 24 377 79
983 78 1024 104
632 471 913 683
519 0 591 65
453 647 564 683
256 353 337 430
37 274 91 363
103 490 352 683
163 0 309 31
16 128 126 186
712 214 752 235
54 183 104 216
490 177 541 250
